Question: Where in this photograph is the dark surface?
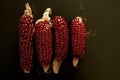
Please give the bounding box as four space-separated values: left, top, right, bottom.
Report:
1 0 120 80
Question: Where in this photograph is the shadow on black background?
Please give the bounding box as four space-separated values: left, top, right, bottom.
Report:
1 0 120 80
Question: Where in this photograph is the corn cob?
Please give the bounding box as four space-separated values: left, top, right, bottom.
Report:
71 17 86 67
52 16 69 74
18 3 34 73
35 8 53 73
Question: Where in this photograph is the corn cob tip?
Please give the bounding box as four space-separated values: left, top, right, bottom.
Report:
53 59 62 74
42 8 52 21
24 70 30 73
73 57 79 67
43 65 50 73
25 3 31 11
24 2 33 18
76 17 82 23
45 8 52 15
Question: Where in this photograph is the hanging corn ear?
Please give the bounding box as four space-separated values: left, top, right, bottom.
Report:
35 8 53 73
18 3 34 73
71 17 86 67
52 16 69 74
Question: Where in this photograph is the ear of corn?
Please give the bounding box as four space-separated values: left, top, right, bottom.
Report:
52 16 69 74
71 17 86 67
35 8 53 73
18 3 34 73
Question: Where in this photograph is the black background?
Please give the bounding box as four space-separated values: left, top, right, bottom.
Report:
1 0 120 80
